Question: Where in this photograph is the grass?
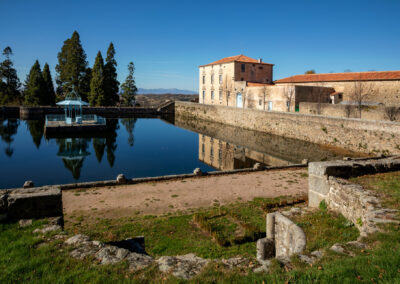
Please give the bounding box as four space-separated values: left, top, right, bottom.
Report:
1 178 400 283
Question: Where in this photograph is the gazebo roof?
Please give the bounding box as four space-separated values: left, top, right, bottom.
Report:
56 90 89 106
56 100 89 106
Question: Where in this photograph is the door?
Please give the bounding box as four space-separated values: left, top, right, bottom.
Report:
268 101 273 111
236 92 243 108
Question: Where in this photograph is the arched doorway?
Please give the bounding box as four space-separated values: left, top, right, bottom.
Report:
236 92 243 108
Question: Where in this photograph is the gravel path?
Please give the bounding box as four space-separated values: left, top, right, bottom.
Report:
63 168 308 219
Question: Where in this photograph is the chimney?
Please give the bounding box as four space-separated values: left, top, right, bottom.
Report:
258 58 262 63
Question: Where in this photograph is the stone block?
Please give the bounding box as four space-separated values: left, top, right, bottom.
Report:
256 238 275 261
308 175 330 196
7 186 62 220
116 174 126 184
0 193 8 221
266 213 275 239
274 213 306 259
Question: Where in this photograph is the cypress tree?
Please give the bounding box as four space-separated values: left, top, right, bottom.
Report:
0 47 21 104
24 60 46 106
120 62 137 106
89 51 106 106
42 63 56 105
55 31 88 96
104 42 120 106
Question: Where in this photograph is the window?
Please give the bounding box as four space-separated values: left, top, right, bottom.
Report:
211 74 214 84
227 91 230 98
202 90 205 101
202 76 205 84
258 66 263 70
339 94 343 99
268 101 272 111
202 143 205 153
241 64 245 72
211 91 214 100
259 99 262 106
219 75 222 84
219 91 222 100
241 77 244 81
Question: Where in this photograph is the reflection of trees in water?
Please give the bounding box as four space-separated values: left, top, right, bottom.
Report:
91 119 119 167
56 138 90 180
92 138 106 162
105 119 119 167
0 118 19 157
120 118 137 147
26 119 44 148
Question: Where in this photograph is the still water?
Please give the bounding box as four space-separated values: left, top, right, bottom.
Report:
0 117 360 188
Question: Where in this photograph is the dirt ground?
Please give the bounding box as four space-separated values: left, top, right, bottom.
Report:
62 168 308 219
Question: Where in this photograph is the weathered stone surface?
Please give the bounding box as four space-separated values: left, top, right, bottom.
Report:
33 225 62 234
116 174 126 184
7 186 62 220
193 168 203 176
19 219 32 227
256 238 275 261
156 253 209 280
65 234 91 246
268 212 306 260
70 245 100 259
330 243 354 256
253 259 271 273
298 250 324 265
95 246 130 264
126 252 154 271
23 181 34 188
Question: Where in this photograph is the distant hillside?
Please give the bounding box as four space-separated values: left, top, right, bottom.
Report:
137 88 197 95
136 94 198 108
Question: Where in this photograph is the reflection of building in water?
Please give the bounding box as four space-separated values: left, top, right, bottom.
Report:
198 134 291 170
57 138 90 179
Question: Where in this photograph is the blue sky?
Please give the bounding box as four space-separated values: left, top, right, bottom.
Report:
1 0 399 92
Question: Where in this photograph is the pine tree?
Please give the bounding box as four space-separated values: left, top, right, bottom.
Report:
89 51 106 106
42 63 56 105
120 62 137 106
80 67 92 102
55 31 88 97
24 60 46 106
104 42 120 106
0 47 21 104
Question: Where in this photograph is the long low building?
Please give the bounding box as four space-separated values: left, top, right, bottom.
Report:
275 71 400 106
199 55 400 111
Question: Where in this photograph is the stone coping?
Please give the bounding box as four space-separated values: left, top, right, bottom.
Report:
2 164 307 192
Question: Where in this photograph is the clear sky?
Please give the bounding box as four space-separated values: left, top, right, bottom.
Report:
1 0 399 92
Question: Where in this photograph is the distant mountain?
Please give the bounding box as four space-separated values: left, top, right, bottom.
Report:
137 88 197 95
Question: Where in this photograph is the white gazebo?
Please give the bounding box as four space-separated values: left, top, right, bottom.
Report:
56 90 89 124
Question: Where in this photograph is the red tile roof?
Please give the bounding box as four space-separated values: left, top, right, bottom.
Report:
275 71 400 83
200 55 273 67
247 82 274 87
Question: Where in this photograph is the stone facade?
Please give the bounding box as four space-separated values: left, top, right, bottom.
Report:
300 102 400 121
276 80 400 106
176 101 400 155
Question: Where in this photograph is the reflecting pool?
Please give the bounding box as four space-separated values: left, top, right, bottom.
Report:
0 116 363 188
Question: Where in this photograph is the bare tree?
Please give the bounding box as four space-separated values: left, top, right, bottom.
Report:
284 84 295 112
350 78 374 118
344 104 353 118
384 106 400 121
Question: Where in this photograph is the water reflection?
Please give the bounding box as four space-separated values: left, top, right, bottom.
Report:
56 138 90 179
26 119 45 148
0 118 19 157
175 117 363 170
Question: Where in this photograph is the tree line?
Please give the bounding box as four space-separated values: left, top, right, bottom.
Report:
0 31 137 106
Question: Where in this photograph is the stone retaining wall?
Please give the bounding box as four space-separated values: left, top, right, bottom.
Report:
308 156 400 235
0 103 175 120
176 101 400 155
0 186 63 221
